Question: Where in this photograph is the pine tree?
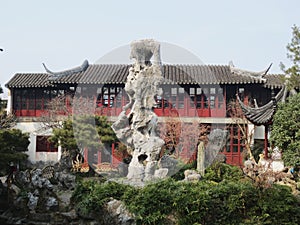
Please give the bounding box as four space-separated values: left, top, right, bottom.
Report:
280 24 300 91
270 93 300 167
271 25 300 167
0 129 29 175
50 115 118 157
0 84 28 175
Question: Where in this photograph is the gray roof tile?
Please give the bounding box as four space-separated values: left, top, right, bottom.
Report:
6 64 284 88
5 73 51 88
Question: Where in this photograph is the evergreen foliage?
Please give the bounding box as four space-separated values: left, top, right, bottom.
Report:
50 115 118 154
0 129 29 174
0 84 16 129
270 93 300 167
270 25 300 167
50 118 77 151
280 25 300 90
203 161 243 182
0 84 28 174
72 163 300 225
72 180 133 216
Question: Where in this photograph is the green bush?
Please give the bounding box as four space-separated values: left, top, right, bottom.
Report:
0 129 29 175
270 93 300 167
203 162 244 183
72 176 300 224
71 180 134 216
123 178 179 224
254 185 300 224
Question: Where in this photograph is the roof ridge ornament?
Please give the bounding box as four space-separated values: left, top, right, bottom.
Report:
229 61 272 82
43 59 89 80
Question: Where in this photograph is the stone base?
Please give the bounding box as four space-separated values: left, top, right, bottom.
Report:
154 168 168 179
127 165 145 182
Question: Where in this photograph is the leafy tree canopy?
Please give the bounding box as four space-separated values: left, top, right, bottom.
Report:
0 83 16 129
0 129 29 152
280 24 300 90
270 93 300 166
0 129 29 173
49 115 118 154
50 118 78 151
270 25 300 167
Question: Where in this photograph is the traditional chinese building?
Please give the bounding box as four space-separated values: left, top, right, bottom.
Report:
5 60 284 166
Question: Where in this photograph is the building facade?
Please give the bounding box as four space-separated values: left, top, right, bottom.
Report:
5 61 283 166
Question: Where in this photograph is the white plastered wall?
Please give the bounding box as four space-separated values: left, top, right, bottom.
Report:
253 125 265 140
6 89 12 114
14 122 61 163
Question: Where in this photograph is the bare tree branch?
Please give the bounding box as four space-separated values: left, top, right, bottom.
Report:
158 114 209 161
227 99 256 162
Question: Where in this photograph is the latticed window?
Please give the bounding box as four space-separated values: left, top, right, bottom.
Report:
28 89 35 110
224 125 245 153
14 89 22 110
189 86 224 109
36 136 58 152
96 86 124 108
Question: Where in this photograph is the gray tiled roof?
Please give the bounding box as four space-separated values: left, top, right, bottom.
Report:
237 87 285 125
58 64 129 84
5 64 284 88
263 74 285 89
5 73 51 88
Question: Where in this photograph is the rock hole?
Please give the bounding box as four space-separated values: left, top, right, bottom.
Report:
138 154 148 164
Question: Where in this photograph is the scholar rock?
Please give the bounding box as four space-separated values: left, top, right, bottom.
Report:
158 155 178 176
27 192 39 211
55 172 76 189
184 170 201 182
106 199 136 225
45 196 59 211
112 39 165 183
205 129 228 168
154 168 169 179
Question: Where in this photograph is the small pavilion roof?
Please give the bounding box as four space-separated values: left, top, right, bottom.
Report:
237 87 285 125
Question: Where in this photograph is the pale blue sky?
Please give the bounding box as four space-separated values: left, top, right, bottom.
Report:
1 0 299 97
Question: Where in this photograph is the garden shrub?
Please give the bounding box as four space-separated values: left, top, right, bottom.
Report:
72 175 300 224
71 179 134 217
254 184 300 224
203 162 244 182
123 178 180 224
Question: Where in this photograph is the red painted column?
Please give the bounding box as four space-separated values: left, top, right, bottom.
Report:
84 147 88 163
97 151 101 164
185 90 188 117
111 143 117 167
264 125 269 158
223 87 226 115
